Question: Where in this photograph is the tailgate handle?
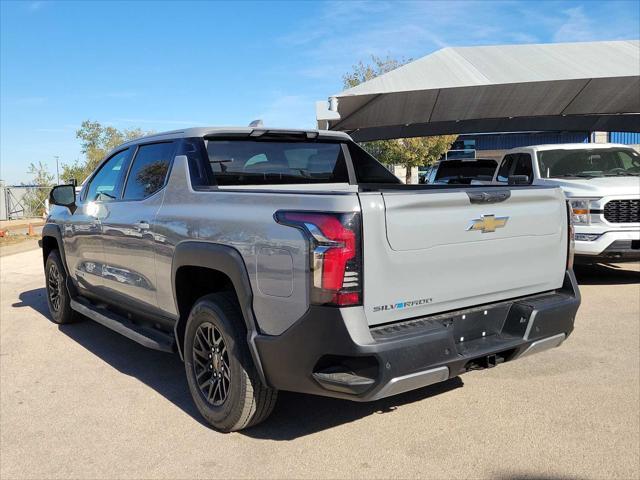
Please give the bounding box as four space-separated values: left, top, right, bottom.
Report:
467 191 511 204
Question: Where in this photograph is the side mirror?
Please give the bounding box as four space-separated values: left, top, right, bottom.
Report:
508 175 529 185
49 184 77 213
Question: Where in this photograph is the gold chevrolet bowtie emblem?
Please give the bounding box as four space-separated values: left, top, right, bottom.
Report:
467 214 509 233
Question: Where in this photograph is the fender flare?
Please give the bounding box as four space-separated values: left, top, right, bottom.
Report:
41 223 68 271
171 241 267 385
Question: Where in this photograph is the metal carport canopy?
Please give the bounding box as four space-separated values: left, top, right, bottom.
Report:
317 40 640 142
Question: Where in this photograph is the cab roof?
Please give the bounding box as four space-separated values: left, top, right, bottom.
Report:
118 126 352 149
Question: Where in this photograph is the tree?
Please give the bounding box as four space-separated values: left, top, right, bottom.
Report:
23 162 54 217
61 120 150 184
386 135 458 184
342 55 410 89
342 55 457 183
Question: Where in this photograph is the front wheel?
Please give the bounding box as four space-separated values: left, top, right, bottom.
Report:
184 293 277 432
44 250 79 324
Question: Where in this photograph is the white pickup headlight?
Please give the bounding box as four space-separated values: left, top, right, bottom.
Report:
568 198 599 225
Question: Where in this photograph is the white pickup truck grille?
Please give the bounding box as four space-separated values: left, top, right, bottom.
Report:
604 200 640 223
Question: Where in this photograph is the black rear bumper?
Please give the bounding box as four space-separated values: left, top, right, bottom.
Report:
254 271 580 401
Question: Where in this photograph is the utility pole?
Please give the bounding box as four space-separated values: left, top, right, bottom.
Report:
53 156 60 184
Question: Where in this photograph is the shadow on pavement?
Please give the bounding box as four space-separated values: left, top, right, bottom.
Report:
17 287 464 439
243 377 463 440
573 262 640 286
15 288 207 427
12 286 50 317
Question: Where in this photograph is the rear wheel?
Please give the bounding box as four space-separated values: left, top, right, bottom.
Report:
44 250 78 324
184 293 277 432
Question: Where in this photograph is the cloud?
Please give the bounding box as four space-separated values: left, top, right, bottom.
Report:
281 0 640 91
279 0 393 48
254 94 317 129
553 6 593 42
278 0 558 84
28 1 45 12
508 32 540 44
113 118 205 126
280 2 449 71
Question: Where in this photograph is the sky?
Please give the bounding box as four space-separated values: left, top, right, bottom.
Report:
1 0 639 184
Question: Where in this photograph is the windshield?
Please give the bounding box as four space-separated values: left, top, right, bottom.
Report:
434 159 498 184
537 148 640 178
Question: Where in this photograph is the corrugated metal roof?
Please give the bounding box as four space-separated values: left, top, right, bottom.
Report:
337 40 639 96
319 40 640 141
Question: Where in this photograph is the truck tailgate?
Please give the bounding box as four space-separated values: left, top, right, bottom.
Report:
359 186 568 326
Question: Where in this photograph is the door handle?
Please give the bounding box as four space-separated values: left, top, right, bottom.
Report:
134 221 150 230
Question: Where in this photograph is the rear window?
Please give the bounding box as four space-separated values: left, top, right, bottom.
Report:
205 140 349 185
434 159 498 184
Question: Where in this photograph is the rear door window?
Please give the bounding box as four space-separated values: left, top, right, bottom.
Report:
123 142 175 200
205 140 349 185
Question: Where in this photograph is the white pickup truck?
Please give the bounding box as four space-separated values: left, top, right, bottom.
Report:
492 143 640 263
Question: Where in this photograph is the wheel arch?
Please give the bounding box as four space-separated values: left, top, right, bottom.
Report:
172 241 267 385
41 223 79 299
41 224 68 272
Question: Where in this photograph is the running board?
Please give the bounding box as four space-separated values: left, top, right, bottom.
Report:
70 299 175 353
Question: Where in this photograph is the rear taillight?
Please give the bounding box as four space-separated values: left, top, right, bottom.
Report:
275 211 362 306
566 201 575 270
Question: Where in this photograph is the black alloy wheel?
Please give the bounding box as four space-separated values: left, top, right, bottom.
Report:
192 322 231 406
183 292 278 431
44 249 79 324
47 262 62 313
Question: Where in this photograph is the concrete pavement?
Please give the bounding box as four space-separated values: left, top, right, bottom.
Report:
0 238 41 258
1 249 638 479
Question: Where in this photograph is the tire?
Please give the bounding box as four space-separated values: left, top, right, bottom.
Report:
44 250 79 324
184 292 277 432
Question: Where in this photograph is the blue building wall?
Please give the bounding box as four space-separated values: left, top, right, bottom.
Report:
459 131 640 151
458 132 590 151
610 132 640 144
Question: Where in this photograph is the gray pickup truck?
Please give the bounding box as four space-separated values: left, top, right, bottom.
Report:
42 127 580 431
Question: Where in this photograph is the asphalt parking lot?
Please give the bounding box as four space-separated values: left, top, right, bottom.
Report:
1 248 638 479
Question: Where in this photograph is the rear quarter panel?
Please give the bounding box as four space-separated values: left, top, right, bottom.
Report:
154 156 361 335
